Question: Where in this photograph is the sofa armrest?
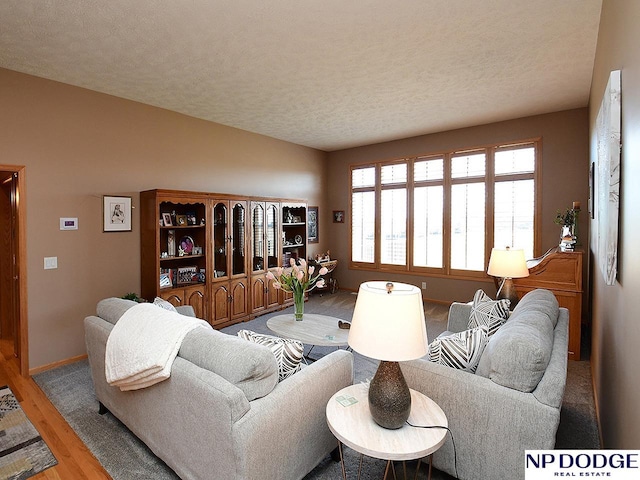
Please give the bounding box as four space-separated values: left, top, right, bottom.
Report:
447 302 472 333
233 349 354 480
533 308 569 408
401 359 560 479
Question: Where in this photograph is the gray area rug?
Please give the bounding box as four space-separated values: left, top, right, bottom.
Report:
33 291 599 479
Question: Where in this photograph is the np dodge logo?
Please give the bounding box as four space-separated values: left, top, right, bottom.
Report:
525 450 640 479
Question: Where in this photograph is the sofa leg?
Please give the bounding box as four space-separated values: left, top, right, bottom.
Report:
331 446 341 462
98 402 109 415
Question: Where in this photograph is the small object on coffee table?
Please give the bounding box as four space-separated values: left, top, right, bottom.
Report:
338 320 351 329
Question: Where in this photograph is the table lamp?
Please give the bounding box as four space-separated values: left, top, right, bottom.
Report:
487 247 529 308
348 281 428 429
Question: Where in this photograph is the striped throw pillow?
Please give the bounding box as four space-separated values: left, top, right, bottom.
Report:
468 289 510 337
237 330 304 381
428 326 489 372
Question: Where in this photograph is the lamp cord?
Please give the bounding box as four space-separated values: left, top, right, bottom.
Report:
405 421 458 479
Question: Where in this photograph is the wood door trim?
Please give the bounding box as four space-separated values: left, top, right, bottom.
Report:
0 165 28 376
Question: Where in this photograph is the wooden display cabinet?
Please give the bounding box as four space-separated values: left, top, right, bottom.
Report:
141 189 307 329
281 203 307 266
250 201 281 315
160 284 206 320
209 199 250 327
140 190 209 320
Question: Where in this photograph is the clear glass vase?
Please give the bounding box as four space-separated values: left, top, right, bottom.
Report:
293 290 304 321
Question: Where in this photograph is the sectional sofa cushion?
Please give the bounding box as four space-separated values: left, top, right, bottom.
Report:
511 288 560 328
475 289 558 392
97 298 138 325
179 328 279 401
237 330 304 381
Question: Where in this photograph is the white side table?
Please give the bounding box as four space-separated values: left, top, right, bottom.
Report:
326 383 448 480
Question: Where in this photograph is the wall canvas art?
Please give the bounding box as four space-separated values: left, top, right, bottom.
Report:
595 70 621 286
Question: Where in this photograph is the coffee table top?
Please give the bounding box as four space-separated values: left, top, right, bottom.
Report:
326 383 448 461
266 313 349 347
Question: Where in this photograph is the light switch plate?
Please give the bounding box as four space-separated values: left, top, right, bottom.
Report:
44 257 58 269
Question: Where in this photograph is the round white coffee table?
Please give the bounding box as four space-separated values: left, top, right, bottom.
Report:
266 313 349 347
326 383 448 480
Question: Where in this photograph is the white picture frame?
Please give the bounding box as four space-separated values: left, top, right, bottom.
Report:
103 195 132 232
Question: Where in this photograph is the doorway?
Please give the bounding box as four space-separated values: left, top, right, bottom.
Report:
0 166 28 376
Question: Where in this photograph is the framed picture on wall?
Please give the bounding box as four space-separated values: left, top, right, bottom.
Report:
308 206 318 243
103 195 132 232
333 210 345 223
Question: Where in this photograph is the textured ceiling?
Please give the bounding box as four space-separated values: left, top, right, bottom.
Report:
1 0 602 151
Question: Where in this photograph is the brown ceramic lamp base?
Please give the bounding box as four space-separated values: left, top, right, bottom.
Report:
497 277 519 309
368 360 411 429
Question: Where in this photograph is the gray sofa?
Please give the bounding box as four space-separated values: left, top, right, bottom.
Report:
401 289 569 480
84 298 354 480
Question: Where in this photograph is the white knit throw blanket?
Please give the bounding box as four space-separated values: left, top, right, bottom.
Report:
105 303 209 391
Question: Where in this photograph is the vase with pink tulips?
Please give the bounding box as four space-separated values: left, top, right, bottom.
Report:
266 258 328 320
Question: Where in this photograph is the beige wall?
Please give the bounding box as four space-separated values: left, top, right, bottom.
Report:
326 109 590 303
589 0 640 448
0 68 328 369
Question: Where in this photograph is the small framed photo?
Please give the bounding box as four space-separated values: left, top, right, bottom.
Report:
308 206 319 243
186 211 197 225
103 196 132 232
176 215 188 226
333 210 345 223
162 213 172 226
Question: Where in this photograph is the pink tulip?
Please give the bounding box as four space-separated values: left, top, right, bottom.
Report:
289 258 296 266
316 279 326 288
276 267 284 276
308 265 315 275
266 271 275 280
297 270 304 281
299 258 307 268
319 267 328 276
273 281 282 289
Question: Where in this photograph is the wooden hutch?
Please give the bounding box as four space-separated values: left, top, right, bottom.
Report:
140 189 307 328
512 248 583 360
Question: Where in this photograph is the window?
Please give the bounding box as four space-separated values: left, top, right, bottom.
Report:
350 141 539 277
413 157 443 268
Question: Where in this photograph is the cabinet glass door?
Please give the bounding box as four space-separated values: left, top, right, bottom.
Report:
252 204 265 272
266 204 278 268
213 202 228 278
232 203 246 275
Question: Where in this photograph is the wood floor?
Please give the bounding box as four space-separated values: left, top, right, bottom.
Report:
0 341 111 479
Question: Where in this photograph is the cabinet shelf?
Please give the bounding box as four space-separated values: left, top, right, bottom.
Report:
161 225 204 230
283 244 304 249
283 222 305 227
160 281 205 290
160 254 205 262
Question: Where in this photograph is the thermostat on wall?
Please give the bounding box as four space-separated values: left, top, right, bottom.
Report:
60 217 78 230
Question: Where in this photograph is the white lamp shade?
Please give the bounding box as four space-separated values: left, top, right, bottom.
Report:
348 281 428 362
487 248 529 278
